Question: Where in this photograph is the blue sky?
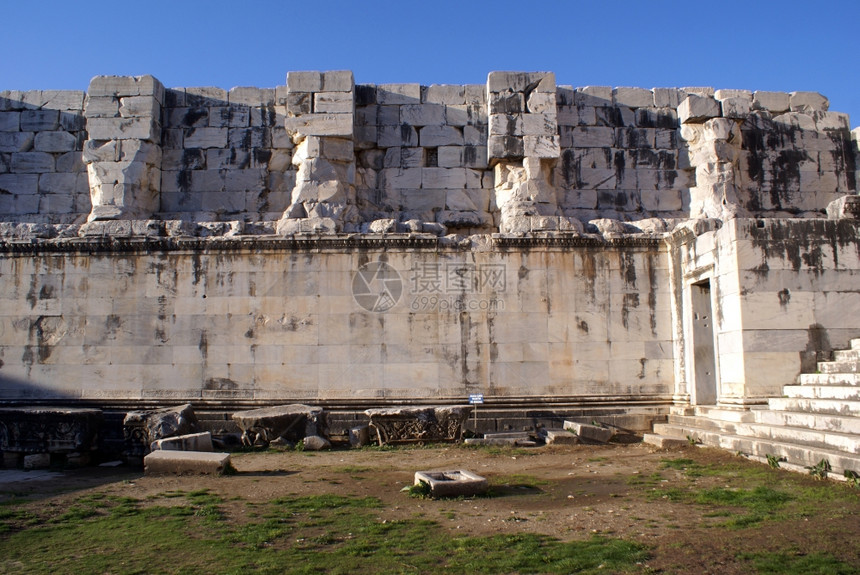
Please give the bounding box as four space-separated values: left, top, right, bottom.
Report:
2 0 858 127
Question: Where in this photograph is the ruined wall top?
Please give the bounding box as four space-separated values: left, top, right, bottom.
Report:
0 71 857 243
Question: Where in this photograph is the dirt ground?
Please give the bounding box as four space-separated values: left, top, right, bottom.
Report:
1 442 859 574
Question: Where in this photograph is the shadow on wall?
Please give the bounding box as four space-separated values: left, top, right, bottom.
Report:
158 87 296 222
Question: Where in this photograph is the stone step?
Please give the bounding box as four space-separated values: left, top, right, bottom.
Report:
768 397 860 417
692 405 758 422
642 433 690 448
783 385 860 400
818 359 860 374
798 372 860 386
754 409 860 435
652 423 860 474
834 349 860 362
851 338 860 350
659 417 860 454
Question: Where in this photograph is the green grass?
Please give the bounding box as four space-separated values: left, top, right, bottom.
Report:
0 491 650 574
738 550 860 575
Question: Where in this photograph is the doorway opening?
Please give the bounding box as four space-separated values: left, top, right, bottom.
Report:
690 280 717 405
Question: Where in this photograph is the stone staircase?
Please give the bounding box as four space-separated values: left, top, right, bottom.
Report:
645 338 860 477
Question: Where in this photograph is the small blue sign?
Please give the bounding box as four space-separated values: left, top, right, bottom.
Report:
469 394 484 404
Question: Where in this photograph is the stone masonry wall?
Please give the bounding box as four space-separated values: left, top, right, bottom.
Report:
0 90 89 225
159 85 295 222
2 71 855 232
0 239 673 405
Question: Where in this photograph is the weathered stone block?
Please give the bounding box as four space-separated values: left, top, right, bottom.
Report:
419 125 463 147
184 127 228 149
119 96 160 118
0 132 34 152
0 112 20 131
85 96 121 118
11 152 54 173
488 135 524 159
0 174 39 195
314 92 354 114
377 83 421 105
752 91 790 113
487 71 554 93
400 103 445 126
678 95 720 124
524 135 560 158
208 106 250 128
522 114 556 136
86 117 159 141
489 114 523 136
720 96 751 119
38 172 77 194
33 131 76 153
284 114 353 138
144 450 231 475
789 91 829 113
20 109 59 131
228 86 275 106
424 84 465 105
185 86 227 106
574 86 613 107
652 87 683 108
423 167 466 189
287 71 322 93
526 92 556 114
322 70 354 92
613 87 653 108
563 420 615 443
152 431 213 452
543 429 581 445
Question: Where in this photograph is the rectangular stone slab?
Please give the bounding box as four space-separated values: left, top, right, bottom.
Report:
563 421 615 443
144 450 231 475
414 469 488 498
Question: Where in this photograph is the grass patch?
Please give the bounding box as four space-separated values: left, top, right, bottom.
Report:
0 491 649 574
738 550 860 575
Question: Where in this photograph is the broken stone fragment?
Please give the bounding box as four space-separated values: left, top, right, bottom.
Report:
563 420 615 443
123 404 199 449
151 431 213 453
826 195 860 220
542 429 581 445
232 404 327 447
301 435 331 451
365 406 472 445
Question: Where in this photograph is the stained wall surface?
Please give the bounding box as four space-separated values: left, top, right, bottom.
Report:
0 239 673 405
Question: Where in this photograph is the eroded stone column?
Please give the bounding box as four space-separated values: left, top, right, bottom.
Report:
83 75 163 221
679 94 748 220
487 71 578 233
276 71 357 235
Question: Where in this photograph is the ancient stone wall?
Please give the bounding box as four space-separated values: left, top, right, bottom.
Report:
1 70 859 414
3 71 856 231
159 85 295 222
0 91 90 224
0 238 673 406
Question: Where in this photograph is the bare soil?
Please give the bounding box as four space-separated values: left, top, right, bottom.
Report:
1 442 858 574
